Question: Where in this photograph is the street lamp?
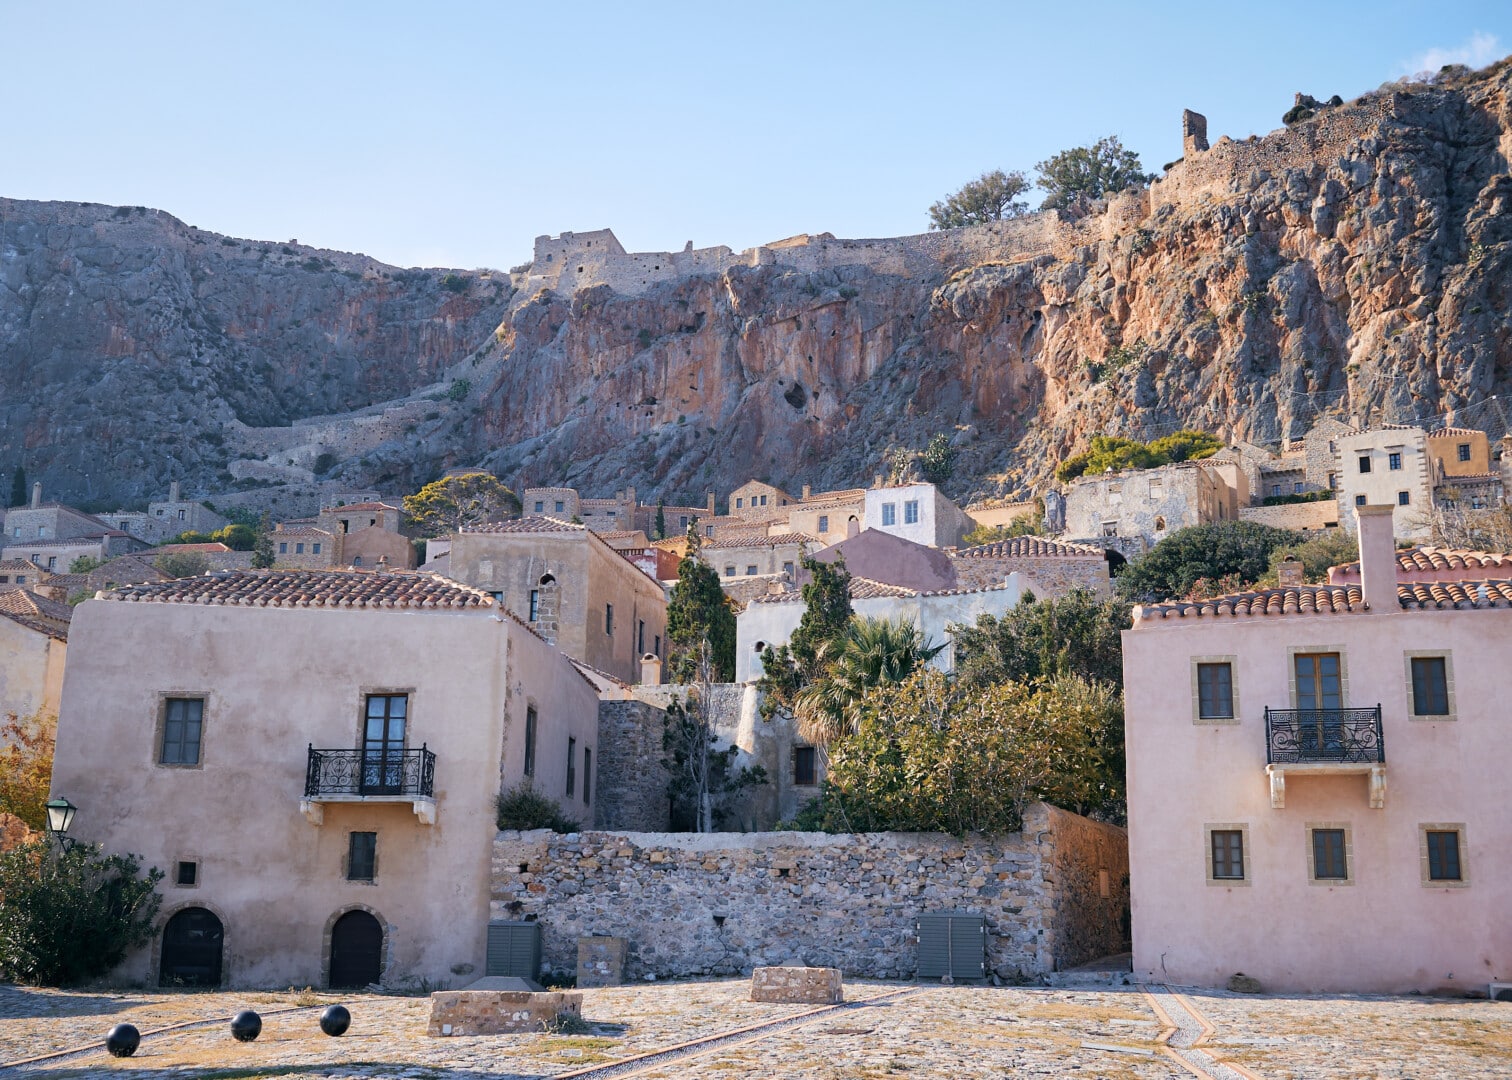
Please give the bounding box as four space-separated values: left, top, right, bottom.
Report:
44 796 78 850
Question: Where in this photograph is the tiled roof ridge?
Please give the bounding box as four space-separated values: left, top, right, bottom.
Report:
1332 546 1512 574
1427 426 1484 437
460 514 584 534
101 569 495 610
1137 577 1512 619
953 535 1105 559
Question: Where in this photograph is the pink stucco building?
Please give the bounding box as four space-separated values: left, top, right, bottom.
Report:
1123 505 1511 993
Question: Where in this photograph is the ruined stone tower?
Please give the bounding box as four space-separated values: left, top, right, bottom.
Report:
1182 109 1209 157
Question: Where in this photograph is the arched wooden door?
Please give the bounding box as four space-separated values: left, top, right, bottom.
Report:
329 910 384 988
159 907 223 987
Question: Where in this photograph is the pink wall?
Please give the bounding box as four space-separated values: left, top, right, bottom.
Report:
1123 604 1511 993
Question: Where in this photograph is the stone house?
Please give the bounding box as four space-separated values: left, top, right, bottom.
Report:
0 588 69 721
271 525 340 568
49 569 600 989
317 501 404 537
704 530 814 584
862 482 973 549
950 536 1112 595
446 516 668 684
728 480 799 523
102 481 229 546
1332 427 1434 541
0 559 52 593
2 483 150 568
1123 505 1511 992
783 486 866 546
1425 427 1502 511
522 486 582 520
1063 460 1247 554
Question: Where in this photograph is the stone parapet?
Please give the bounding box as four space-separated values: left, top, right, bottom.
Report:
427 990 582 1037
750 965 843 1004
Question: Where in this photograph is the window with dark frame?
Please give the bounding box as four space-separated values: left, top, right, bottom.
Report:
175 861 198 887
794 746 817 786
605 603 614 635
524 706 537 777
1410 657 1449 715
1210 830 1244 880
159 698 204 765
583 747 591 805
1358 455 1371 473
1312 828 1348 880
347 832 377 882
638 620 645 654
1388 452 1402 471
566 737 576 797
529 589 540 621
1457 443 1471 462
1426 830 1462 881
1196 662 1234 719
1398 490 1411 506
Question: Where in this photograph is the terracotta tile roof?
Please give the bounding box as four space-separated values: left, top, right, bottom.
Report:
953 536 1106 559
461 515 584 535
0 559 50 576
101 570 494 610
1334 546 1512 575
272 526 335 539
326 501 399 512
1427 427 1484 438
591 530 647 542
1398 579 1512 607
0 588 72 640
1435 472 1500 482
1138 584 1365 619
703 531 816 550
154 542 232 553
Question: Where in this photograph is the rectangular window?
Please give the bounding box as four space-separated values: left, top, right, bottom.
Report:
347 832 377 882
529 589 540 621
1354 494 1367 507
745 565 757 575
46 557 55 569
1458 443 1471 462
653 634 661 656
1328 472 1337 489
736 497 744 508
159 697 204 765
1293 481 1304 494
1398 490 1410 506
1101 521 1118 537
489 591 504 605
1211 830 1245 880
605 603 613 635
312 543 321 554
554 500 565 513
1358 455 1371 473
817 515 829 532
1388 452 1402 471
759 494 768 506
534 500 545 513
794 746 817 786
1410 656 1449 716
295 542 305 554
637 619 645 654
724 565 735 576
1271 484 1282 497
178 508 186 520
279 542 288 553
1312 828 1348 880
524 706 537 777
1196 662 1234 719
566 737 576 797
1426 830 1461 882
705 525 714 537
904 500 920 524
782 561 794 576
583 747 591 804
175 860 198 887
881 503 896 526
678 515 688 529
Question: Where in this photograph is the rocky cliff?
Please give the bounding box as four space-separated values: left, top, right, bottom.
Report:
4 60 1512 511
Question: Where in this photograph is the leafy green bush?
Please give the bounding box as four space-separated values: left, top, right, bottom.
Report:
1115 521 1298 603
0 842 162 985
1055 430 1221 482
495 783 578 832
155 552 211 579
446 379 471 402
440 273 469 293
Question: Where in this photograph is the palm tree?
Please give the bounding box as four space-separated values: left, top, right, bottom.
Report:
793 616 945 751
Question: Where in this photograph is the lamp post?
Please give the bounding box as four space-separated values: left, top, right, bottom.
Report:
44 796 78 851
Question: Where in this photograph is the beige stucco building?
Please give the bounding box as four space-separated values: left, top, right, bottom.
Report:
50 569 599 989
446 516 668 684
1123 506 1511 993
0 589 69 721
1332 426 1434 540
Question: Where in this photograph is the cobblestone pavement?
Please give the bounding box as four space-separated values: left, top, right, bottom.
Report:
0 979 1505 1079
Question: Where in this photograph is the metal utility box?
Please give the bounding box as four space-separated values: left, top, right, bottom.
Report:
485 920 542 979
915 911 987 981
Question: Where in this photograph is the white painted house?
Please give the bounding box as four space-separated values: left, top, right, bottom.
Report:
861 483 974 549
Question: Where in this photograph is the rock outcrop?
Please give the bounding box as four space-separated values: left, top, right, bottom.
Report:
4 60 1512 509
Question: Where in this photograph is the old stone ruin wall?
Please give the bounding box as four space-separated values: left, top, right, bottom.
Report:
491 803 1129 982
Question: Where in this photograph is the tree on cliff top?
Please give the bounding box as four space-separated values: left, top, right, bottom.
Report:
402 472 520 537
1036 136 1153 208
928 169 1031 229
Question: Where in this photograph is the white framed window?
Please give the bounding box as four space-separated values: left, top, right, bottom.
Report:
881 503 896 526
904 500 920 525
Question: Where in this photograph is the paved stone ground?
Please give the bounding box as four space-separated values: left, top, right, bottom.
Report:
0 979 1505 1078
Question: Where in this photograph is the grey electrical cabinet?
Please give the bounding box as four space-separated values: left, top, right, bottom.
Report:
915 911 987 981
485 920 542 979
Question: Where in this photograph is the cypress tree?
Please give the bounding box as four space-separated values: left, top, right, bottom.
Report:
9 466 26 509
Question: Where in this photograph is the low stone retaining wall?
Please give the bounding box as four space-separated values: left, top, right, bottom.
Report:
428 990 581 1036
491 803 1128 982
751 966 843 1004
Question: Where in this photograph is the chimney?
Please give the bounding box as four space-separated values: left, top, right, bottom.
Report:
801 484 811 499
625 486 636 509
640 653 663 686
30 482 41 510
873 474 884 489
169 480 180 503
1356 505 1398 611
706 490 716 514
1277 555 1305 587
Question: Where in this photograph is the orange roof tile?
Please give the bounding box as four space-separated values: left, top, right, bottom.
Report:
102 570 494 611
954 535 1106 559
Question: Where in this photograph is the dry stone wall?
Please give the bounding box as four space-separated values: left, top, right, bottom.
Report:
491 804 1128 982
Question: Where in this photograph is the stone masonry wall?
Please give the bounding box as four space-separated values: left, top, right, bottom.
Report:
595 700 671 831
952 555 1109 597
491 803 1129 982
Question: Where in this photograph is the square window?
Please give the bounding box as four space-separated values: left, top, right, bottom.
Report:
1410 656 1449 715
1358 455 1371 473
1426 830 1461 881
1293 481 1304 494
1398 491 1410 506
1211 830 1245 880
554 500 565 514
524 706 537 776
347 832 376 882
1457 443 1471 462
745 565 757 575
175 860 198 887
1196 662 1234 719
904 500 920 525
534 500 545 513
1101 521 1118 537
724 565 735 577
818 515 829 532
881 503 896 526
1311 827 1349 881
1355 494 1367 507
1388 452 1402 470
312 543 321 554
794 746 817 786
159 697 204 765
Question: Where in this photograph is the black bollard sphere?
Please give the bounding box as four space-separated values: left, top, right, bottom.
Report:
230 1009 262 1042
319 1004 351 1037
106 1023 141 1058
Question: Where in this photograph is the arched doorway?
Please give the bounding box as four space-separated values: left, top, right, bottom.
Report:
159 907 223 987
329 910 384 988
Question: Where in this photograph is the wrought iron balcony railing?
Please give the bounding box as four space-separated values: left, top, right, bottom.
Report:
1264 706 1384 765
305 745 435 798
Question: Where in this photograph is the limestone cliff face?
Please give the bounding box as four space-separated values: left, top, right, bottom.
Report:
4 62 1512 509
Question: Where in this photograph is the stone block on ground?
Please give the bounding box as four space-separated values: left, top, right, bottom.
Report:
1227 972 1263 994
427 990 582 1036
577 936 628 987
750 965 843 1004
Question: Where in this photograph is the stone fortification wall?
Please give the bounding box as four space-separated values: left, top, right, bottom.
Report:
490 803 1128 981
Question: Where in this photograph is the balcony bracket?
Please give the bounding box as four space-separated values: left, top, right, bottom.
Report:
1267 765 1286 809
1369 764 1386 809
413 797 437 826
300 799 325 826
1265 762 1387 810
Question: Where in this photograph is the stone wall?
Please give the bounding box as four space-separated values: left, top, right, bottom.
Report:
490 803 1129 982
951 554 1109 596
594 700 671 831
1238 500 1341 532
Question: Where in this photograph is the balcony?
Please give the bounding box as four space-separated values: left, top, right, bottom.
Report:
1263 706 1385 809
300 745 436 825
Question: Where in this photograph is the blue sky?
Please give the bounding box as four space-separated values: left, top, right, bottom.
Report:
3 1 1508 269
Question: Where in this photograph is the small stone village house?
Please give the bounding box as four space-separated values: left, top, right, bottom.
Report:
1123 506 1511 993
50 570 599 989
1063 459 1249 554
862 482 974 549
0 588 69 720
